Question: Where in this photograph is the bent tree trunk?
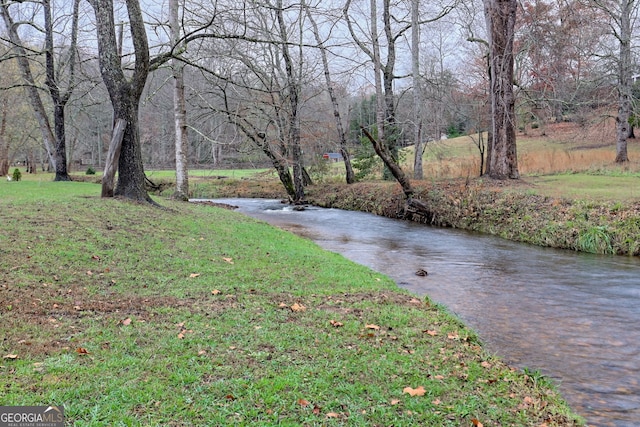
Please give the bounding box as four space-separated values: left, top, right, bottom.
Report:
361 127 413 198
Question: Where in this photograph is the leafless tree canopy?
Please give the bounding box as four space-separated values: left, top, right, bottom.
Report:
0 0 634 196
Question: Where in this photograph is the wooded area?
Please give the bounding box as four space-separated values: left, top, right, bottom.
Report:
0 0 637 202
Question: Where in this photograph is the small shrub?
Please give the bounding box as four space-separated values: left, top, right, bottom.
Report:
86 166 96 175
12 168 22 181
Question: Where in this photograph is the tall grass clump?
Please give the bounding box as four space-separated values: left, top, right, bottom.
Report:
576 226 614 254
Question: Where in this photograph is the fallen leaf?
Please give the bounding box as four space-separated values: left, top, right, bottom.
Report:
86 270 93 276
225 394 235 400
121 318 132 326
402 386 426 396
432 398 442 405
278 302 288 309
222 257 234 264
329 320 343 327
424 329 438 336
326 413 340 418
365 324 380 330
211 289 221 295
91 255 100 261
198 350 207 355
313 405 321 415
3 354 18 360
409 298 422 304
390 399 401 405
481 361 492 369
434 374 445 380
471 418 483 427
298 398 310 407
291 303 306 312
447 332 459 340
189 273 201 278
75 347 90 355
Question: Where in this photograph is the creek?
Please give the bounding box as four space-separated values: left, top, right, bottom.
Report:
207 198 640 426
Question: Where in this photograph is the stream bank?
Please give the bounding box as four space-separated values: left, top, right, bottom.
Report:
303 179 640 256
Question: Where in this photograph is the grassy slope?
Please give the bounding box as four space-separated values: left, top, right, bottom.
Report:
0 179 582 426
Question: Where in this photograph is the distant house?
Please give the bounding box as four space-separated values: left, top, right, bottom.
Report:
322 152 343 162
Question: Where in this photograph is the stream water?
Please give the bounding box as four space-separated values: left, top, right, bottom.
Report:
206 198 640 426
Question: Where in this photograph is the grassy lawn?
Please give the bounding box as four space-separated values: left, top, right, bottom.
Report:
0 180 583 426
528 174 640 201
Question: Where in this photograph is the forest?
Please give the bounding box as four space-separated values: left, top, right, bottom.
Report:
0 0 637 202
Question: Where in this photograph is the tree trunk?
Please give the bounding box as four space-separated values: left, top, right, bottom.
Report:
382 0 399 179
52 103 71 181
361 127 414 199
303 0 355 184
89 0 152 203
484 0 519 179
615 0 632 163
276 0 304 202
44 0 77 182
170 0 190 200
102 119 127 197
411 0 424 180
0 1 56 170
0 100 8 176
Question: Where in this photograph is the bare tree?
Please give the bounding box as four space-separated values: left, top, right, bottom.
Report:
1 1 56 172
0 0 81 181
275 0 304 202
88 0 153 202
589 0 636 162
483 0 519 179
179 0 313 202
412 0 424 179
170 0 189 199
302 0 355 184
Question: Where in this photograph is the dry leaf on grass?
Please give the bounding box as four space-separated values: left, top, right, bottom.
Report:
402 386 426 396
290 303 306 312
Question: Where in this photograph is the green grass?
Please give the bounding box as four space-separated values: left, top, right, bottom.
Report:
0 180 583 426
529 174 640 201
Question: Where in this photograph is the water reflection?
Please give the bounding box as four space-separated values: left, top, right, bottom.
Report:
205 198 640 427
